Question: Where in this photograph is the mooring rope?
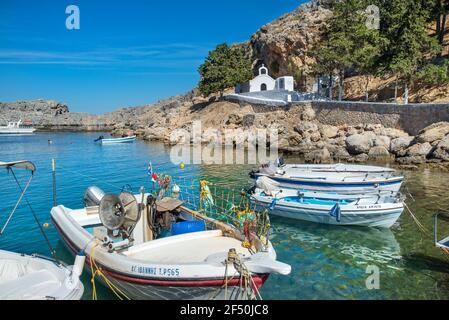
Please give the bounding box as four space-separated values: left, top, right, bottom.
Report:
10 169 58 260
89 242 131 300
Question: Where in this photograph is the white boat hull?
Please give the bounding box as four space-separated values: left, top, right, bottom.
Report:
0 128 36 134
250 195 404 228
99 136 136 144
51 205 290 300
252 174 403 194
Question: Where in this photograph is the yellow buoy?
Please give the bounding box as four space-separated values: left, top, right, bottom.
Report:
43 223 50 229
180 162 185 170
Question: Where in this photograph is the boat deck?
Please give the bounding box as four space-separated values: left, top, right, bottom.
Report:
124 231 251 264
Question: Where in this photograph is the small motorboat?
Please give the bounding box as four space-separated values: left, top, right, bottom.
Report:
250 177 404 228
0 250 84 300
51 186 291 300
0 160 84 300
95 135 136 145
250 162 403 194
0 120 36 135
434 213 449 256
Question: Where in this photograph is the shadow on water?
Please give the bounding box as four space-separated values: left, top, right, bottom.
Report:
401 253 449 275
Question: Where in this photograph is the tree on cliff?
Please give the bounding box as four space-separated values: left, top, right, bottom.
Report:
198 44 253 97
377 0 440 103
430 0 449 48
311 0 382 101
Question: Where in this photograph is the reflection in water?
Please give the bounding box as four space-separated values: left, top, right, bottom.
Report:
1 133 449 300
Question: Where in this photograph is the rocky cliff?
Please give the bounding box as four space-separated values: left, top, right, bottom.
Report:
0 100 112 131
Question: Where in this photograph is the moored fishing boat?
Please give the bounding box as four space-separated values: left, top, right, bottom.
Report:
51 186 291 300
0 160 84 300
249 177 404 228
250 162 403 194
95 135 136 144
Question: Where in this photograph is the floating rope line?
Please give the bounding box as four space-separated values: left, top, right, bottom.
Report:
404 201 430 236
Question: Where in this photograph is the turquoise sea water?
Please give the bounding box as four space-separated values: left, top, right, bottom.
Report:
1 132 449 300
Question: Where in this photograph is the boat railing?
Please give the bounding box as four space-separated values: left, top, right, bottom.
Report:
434 212 449 250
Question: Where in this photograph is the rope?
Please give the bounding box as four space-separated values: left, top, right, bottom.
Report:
10 169 58 260
403 201 430 236
209 249 262 300
89 243 131 300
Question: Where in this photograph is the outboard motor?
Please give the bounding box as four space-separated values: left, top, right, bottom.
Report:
84 186 106 207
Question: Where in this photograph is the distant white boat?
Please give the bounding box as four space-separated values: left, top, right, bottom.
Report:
95 135 137 145
0 120 36 135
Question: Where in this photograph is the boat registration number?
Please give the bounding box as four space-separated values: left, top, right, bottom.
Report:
131 266 180 277
356 205 382 209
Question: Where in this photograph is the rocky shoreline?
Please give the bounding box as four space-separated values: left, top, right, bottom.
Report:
2 98 449 170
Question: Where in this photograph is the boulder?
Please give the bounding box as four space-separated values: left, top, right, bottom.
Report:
226 113 242 126
390 136 414 156
373 136 391 149
350 153 369 163
278 138 290 150
301 106 316 121
294 122 318 135
332 147 351 161
242 114 255 128
406 142 433 157
432 135 449 161
383 128 409 139
396 156 426 165
345 133 375 155
304 148 331 164
368 146 390 159
416 122 449 143
319 125 339 139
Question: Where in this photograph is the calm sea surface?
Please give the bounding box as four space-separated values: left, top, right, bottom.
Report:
1 132 449 300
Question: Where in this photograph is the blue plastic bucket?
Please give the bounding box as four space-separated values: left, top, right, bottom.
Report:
171 220 206 236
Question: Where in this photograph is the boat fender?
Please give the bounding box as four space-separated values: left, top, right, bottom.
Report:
330 204 342 223
269 198 277 211
172 184 180 194
73 251 86 277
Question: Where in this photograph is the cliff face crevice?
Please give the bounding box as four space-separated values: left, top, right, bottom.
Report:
248 0 332 90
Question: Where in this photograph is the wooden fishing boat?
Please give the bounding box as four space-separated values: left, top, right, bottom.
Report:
95 135 137 145
250 162 403 194
51 188 291 300
250 177 404 228
0 160 84 300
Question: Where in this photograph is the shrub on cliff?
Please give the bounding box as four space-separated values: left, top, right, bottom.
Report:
198 43 252 97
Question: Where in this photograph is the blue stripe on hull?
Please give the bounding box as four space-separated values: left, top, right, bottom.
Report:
260 175 403 188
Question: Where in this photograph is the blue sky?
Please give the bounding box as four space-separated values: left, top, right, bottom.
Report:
0 0 305 113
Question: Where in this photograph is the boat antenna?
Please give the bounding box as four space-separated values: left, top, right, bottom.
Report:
7 168 58 259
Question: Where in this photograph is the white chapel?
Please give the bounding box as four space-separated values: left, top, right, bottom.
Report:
236 64 294 93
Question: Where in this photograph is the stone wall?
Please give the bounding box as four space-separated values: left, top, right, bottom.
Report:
308 101 449 136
